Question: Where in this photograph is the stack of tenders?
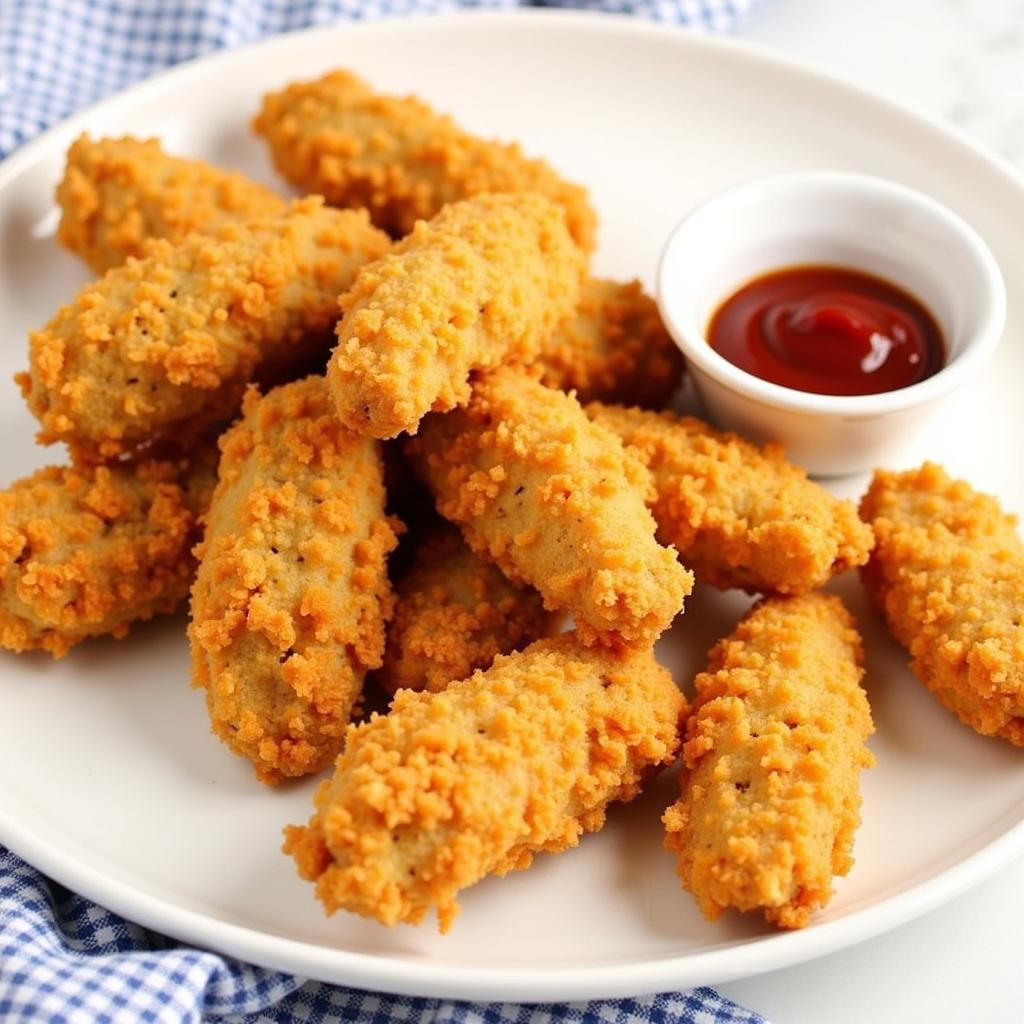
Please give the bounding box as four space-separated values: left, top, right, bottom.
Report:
4 67 1020 936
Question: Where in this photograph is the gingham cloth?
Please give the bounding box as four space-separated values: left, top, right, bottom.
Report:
0 0 754 158
0 1 763 1022
0 844 766 1022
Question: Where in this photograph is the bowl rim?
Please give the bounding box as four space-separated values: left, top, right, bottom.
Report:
656 170 1008 417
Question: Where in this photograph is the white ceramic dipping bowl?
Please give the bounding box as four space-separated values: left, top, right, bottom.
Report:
657 172 1007 476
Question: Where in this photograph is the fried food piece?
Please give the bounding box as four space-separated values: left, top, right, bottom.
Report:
285 633 685 931
0 447 216 658
21 197 389 462
377 522 560 695
56 135 287 273
536 278 684 408
663 594 875 929
408 369 692 647
188 376 399 785
860 462 1024 746
252 69 597 251
588 403 873 594
327 192 583 439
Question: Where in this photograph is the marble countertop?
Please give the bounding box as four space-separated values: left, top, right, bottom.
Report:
714 4 1024 1022
742 0 1024 168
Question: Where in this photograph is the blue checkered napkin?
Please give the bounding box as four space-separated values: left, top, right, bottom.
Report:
0 845 766 1022
0 0 754 158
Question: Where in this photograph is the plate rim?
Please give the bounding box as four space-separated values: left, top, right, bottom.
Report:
1 8 1022 1002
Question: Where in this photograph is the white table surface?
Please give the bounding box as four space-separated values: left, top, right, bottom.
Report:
718 3 1024 1021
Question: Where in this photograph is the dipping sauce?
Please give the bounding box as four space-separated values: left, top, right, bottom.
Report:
707 265 945 396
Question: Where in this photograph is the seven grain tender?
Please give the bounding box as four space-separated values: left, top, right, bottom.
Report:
861 462 1024 746
188 376 399 785
22 197 389 461
408 368 692 648
285 633 687 931
663 594 875 928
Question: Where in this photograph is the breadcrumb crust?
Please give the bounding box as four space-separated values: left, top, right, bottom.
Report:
327 192 584 439
188 376 399 785
0 448 216 657
408 369 692 648
285 633 686 931
377 522 561 695
252 69 597 251
663 594 875 928
588 403 873 594
537 279 684 408
23 197 389 461
56 134 286 273
860 462 1024 746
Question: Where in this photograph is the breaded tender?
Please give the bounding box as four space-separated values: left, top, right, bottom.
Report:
0 447 216 658
663 594 875 929
285 633 686 931
588 403 873 594
861 462 1024 746
56 135 286 273
377 522 560 695
188 376 399 785
252 69 597 251
408 369 692 648
328 192 583 439
537 278 684 408
22 197 389 462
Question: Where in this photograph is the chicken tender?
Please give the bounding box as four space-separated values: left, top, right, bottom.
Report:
328 192 583 439
537 278 684 408
252 69 597 251
860 462 1024 746
588 403 873 594
56 135 286 273
22 197 389 462
188 376 399 785
377 522 560 695
0 447 216 658
663 594 875 929
285 633 685 931
408 369 692 648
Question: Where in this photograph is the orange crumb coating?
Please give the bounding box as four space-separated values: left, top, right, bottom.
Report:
285 633 686 931
860 462 1024 746
377 522 561 695
22 197 390 462
252 69 597 251
188 376 399 785
537 278 685 408
663 594 875 929
56 134 286 273
0 447 216 658
587 403 873 594
408 369 692 648
327 192 584 439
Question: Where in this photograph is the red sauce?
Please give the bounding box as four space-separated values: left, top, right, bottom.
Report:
707 265 945 396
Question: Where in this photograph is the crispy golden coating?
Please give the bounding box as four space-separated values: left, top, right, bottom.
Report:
56 135 286 273
588 403 873 594
0 448 216 658
860 462 1024 746
408 369 692 648
537 279 684 408
285 633 685 931
22 197 389 462
663 594 875 929
377 522 560 695
327 192 583 439
188 377 399 785
252 69 597 251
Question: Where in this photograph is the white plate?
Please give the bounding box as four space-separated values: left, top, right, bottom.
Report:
0 10 1021 1003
